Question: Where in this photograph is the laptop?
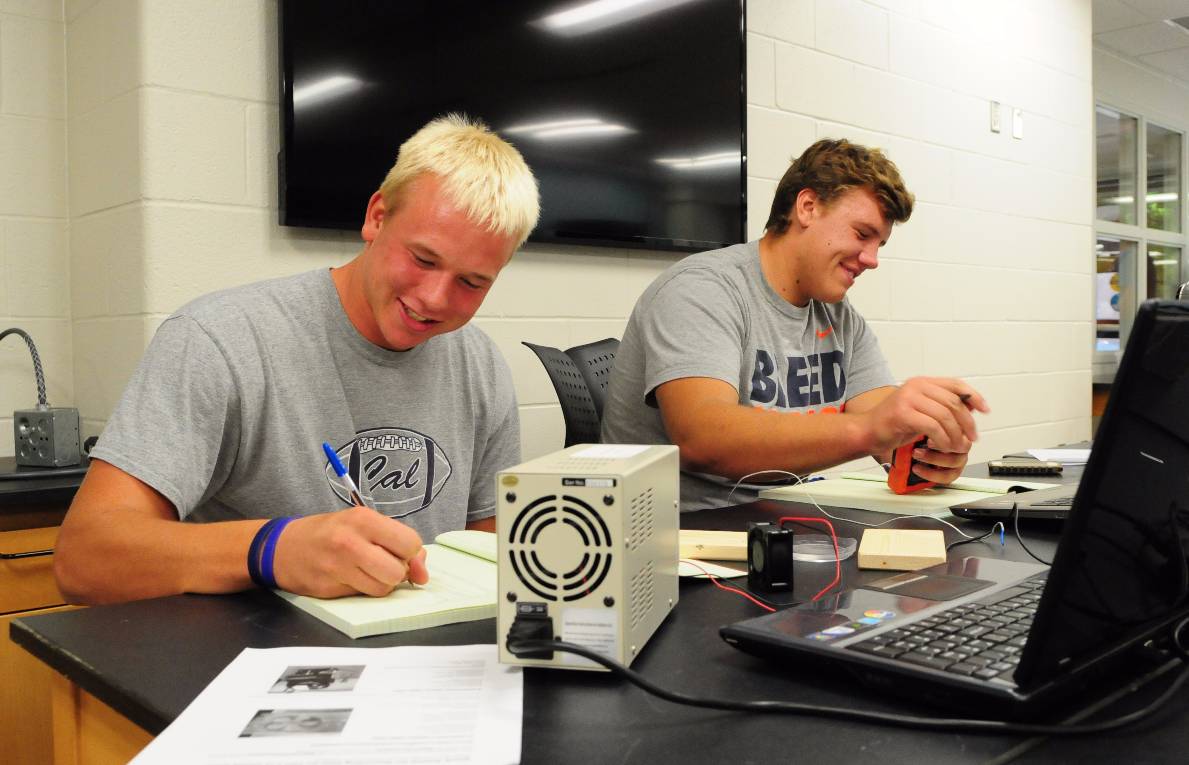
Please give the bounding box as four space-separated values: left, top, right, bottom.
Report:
949 481 1079 521
721 299 1189 712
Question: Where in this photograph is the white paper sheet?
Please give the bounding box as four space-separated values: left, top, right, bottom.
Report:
131 644 522 765
1027 448 1091 465
678 559 747 578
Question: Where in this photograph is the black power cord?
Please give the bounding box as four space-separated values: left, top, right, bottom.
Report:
947 522 1005 551
1011 503 1054 566
0 327 48 408
509 622 1189 735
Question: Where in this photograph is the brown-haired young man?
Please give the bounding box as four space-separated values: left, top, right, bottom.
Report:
601 138 989 511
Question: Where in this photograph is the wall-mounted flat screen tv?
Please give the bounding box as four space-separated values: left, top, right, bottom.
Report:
279 0 746 252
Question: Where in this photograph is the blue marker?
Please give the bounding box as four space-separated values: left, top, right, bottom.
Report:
322 442 371 509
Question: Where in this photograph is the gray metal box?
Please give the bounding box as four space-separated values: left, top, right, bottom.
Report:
14 407 81 467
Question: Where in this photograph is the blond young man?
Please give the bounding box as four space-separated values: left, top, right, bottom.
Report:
55 115 539 604
601 139 988 511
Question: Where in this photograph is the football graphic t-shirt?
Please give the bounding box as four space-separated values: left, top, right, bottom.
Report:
93 269 520 542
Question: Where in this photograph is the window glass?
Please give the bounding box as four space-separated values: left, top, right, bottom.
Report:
1096 237 1137 353
1096 107 1138 225
1146 123 1182 232
1147 243 1182 300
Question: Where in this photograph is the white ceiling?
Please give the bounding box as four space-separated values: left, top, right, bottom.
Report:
1094 0 1189 82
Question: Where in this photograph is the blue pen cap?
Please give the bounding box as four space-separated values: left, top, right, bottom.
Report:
322 442 348 477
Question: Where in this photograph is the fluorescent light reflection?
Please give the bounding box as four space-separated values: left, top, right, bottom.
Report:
503 117 633 140
1104 193 1180 204
293 74 363 108
535 0 703 36
655 151 740 170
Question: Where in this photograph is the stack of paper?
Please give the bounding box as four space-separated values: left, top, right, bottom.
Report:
1027 448 1091 465
131 645 521 764
276 530 497 639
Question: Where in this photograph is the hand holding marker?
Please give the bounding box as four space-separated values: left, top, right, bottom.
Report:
322 442 371 509
322 441 420 589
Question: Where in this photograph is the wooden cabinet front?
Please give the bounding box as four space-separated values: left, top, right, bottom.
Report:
2 525 70 765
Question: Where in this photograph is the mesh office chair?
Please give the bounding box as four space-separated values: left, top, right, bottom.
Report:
522 338 620 447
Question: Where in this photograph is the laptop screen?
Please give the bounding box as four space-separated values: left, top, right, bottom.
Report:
1018 300 1189 685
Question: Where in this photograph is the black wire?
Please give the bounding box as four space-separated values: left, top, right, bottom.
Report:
1 327 48 407
947 522 1004 551
508 636 1189 735
738 587 781 610
1012 503 1053 566
694 566 781 610
1172 619 1189 662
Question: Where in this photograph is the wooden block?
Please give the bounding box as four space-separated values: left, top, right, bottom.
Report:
678 530 746 561
857 529 946 570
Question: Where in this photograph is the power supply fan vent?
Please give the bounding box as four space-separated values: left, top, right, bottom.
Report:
506 494 614 603
629 560 655 630
627 486 655 551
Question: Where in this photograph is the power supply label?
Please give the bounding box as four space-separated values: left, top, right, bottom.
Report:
561 477 616 488
561 609 619 668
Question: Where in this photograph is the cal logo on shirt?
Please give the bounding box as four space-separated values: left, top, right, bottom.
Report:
324 427 453 517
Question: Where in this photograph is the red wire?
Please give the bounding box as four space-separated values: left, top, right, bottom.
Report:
680 559 776 612
777 515 841 602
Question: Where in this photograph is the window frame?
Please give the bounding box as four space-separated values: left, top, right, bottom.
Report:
1094 101 1188 384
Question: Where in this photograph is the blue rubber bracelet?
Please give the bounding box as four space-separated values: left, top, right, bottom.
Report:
246 518 279 588
259 517 295 590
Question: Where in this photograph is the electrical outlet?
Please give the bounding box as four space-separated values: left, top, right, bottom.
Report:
1012 108 1024 139
14 407 81 467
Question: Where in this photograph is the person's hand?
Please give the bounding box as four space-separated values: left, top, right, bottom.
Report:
856 376 990 458
271 506 428 598
908 441 969 485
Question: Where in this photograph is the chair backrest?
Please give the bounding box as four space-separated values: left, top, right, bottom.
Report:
522 342 602 447
564 337 619 419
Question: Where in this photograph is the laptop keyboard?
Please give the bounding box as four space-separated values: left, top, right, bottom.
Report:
847 574 1047 685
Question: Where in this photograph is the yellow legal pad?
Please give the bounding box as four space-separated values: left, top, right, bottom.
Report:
275 530 496 639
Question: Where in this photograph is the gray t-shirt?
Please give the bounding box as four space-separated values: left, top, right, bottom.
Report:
92 269 520 542
601 240 894 511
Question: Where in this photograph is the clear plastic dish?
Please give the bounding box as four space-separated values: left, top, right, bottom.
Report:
792 534 857 562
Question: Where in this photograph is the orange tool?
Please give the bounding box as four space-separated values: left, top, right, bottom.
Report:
887 436 936 494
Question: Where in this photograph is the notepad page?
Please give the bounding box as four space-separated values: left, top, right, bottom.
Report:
276 543 496 638
836 472 1057 494
435 529 497 562
758 478 996 516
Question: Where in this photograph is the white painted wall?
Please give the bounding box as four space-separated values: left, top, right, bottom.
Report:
746 0 1095 465
51 0 1094 467
1095 44 1189 135
0 0 69 458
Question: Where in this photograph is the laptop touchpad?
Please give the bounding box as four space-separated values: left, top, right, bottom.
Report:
862 572 995 601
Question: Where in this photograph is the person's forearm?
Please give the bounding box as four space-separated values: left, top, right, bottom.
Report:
670 400 875 480
54 508 265 605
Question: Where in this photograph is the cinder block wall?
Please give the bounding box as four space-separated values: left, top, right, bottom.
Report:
0 0 69 455
42 0 1097 465
747 0 1095 465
